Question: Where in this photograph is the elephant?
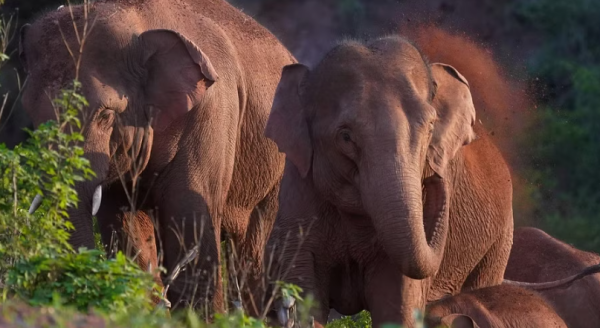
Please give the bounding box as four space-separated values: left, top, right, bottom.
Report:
263 35 513 328
19 0 295 313
424 284 567 328
503 227 600 328
425 258 600 328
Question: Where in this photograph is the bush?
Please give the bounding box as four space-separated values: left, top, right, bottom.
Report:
326 311 372 328
7 250 154 313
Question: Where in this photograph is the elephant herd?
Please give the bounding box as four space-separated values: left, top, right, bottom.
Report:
17 0 600 327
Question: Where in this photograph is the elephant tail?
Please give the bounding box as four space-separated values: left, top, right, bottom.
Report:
502 263 600 290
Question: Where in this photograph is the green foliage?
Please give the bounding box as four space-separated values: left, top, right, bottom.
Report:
326 311 372 328
515 0 600 252
325 310 431 328
210 311 267 328
7 250 155 314
276 281 304 302
0 82 92 271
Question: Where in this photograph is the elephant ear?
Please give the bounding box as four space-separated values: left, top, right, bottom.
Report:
427 63 477 177
19 24 31 73
139 29 219 132
441 314 479 328
265 64 313 178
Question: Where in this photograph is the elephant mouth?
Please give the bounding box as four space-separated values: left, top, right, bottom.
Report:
422 173 448 244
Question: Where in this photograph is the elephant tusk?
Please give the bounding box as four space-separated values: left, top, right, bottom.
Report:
91 185 102 216
282 295 295 308
158 297 172 309
277 306 291 328
277 296 296 328
28 194 43 214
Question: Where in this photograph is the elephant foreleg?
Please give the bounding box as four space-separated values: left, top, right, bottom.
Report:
155 184 224 313
462 226 513 291
365 257 430 328
234 184 280 316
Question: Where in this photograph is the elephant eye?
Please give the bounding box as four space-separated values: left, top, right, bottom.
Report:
337 128 359 160
97 108 115 127
342 131 352 142
100 109 113 120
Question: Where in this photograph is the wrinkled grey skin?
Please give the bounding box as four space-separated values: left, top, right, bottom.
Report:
19 0 294 313
264 36 513 328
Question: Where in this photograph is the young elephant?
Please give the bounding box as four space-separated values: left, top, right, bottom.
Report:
504 227 600 328
264 36 513 328
425 285 567 328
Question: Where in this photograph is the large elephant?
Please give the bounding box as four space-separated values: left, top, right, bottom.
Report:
19 0 295 313
504 227 600 328
264 36 513 328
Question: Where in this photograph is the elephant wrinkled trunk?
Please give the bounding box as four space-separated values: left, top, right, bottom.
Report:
67 150 111 250
68 184 100 250
366 168 449 280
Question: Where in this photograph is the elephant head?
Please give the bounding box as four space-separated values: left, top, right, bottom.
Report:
19 8 218 249
265 36 476 279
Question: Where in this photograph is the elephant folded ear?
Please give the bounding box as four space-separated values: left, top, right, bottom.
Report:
265 64 313 178
427 63 477 177
19 24 31 73
139 29 219 132
441 314 478 328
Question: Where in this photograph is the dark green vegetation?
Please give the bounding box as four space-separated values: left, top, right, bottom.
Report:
514 0 600 252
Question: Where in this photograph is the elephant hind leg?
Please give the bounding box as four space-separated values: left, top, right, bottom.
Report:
462 227 513 291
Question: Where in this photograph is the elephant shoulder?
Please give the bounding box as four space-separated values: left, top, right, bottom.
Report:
459 122 511 192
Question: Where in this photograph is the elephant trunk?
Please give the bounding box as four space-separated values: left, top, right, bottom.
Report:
68 184 99 250
363 158 449 280
67 149 111 250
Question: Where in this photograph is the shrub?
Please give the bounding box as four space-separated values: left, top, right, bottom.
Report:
326 310 373 328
